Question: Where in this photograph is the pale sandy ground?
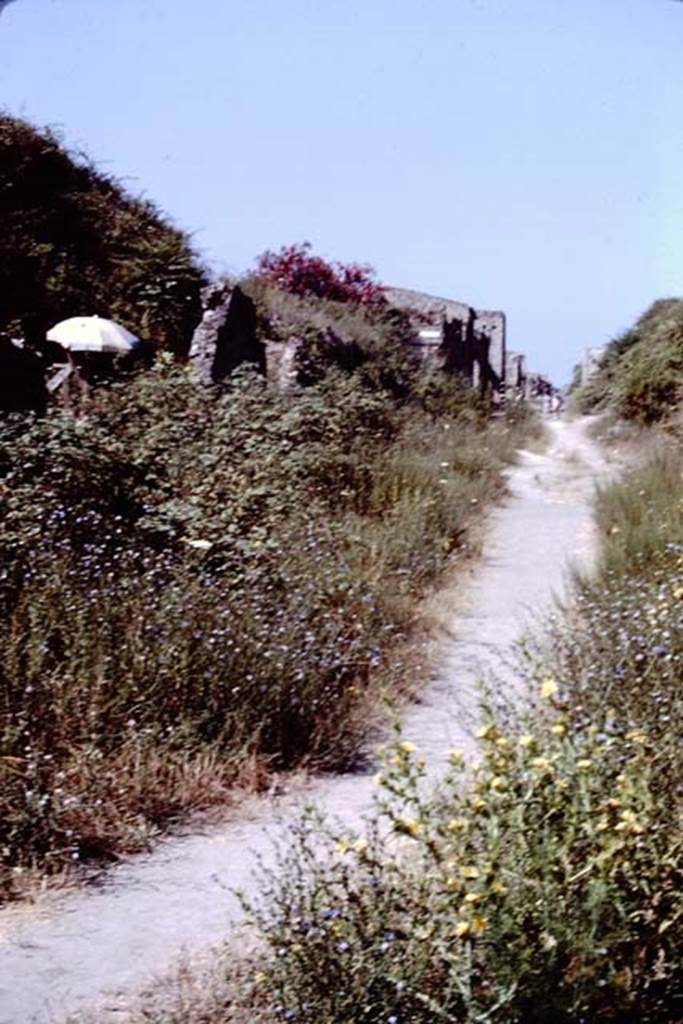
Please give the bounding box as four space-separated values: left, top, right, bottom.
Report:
0 417 616 1024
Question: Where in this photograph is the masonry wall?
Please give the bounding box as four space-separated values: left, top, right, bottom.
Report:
383 286 506 399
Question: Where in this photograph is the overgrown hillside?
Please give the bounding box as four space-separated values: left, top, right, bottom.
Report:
0 114 205 352
574 299 683 423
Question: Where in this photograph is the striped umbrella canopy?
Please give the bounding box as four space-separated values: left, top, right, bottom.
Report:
47 316 142 354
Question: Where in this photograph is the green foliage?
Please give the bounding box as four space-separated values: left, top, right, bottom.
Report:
229 447 682 1024
0 114 205 352
577 299 683 423
242 716 681 1023
0 361 532 890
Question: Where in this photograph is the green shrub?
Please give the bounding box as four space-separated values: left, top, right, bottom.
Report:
241 712 681 1024
578 299 683 423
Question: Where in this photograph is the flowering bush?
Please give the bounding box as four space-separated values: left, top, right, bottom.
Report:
254 243 386 307
242 699 682 1023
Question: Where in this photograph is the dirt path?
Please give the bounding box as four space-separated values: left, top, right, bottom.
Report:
0 417 614 1024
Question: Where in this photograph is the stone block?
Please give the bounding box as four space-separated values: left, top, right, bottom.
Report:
189 281 263 383
265 337 301 390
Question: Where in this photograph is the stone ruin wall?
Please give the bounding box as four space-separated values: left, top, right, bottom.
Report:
383 286 507 399
581 345 606 386
1 279 556 413
186 280 554 404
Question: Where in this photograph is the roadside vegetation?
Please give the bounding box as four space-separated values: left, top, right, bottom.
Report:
572 298 683 424
220 449 682 1024
0 304 537 897
123 315 682 1023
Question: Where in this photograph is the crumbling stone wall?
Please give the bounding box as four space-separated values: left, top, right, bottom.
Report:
505 350 526 391
189 281 263 383
265 337 302 390
581 346 606 386
382 286 506 400
187 280 558 406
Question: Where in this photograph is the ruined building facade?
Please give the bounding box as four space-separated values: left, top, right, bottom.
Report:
382 287 507 399
188 281 552 403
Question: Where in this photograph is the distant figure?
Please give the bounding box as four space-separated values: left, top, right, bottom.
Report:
551 393 563 416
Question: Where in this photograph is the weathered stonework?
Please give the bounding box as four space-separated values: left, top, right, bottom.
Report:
383 286 506 400
505 350 526 391
189 281 263 383
265 337 301 390
187 279 557 406
581 346 606 386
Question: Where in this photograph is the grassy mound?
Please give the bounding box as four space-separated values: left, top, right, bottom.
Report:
575 299 683 424
0 114 205 353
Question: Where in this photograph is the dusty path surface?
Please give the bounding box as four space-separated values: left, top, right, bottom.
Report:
0 417 614 1024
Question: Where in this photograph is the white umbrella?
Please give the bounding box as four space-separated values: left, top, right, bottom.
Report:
47 316 142 354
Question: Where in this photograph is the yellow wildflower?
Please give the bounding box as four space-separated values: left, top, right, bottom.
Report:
530 756 554 774
471 915 487 935
461 865 479 880
448 818 467 833
615 810 644 835
489 775 506 791
470 796 487 812
551 721 567 737
373 772 384 786
673 586 683 601
577 759 593 772
397 818 422 838
476 723 495 741
455 921 471 938
540 679 559 700
464 891 484 905
398 741 416 755
625 729 647 745
489 879 507 894
495 737 509 751
353 838 368 855
519 734 535 750
335 838 349 855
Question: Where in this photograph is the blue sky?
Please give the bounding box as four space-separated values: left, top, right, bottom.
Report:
1 0 681 383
